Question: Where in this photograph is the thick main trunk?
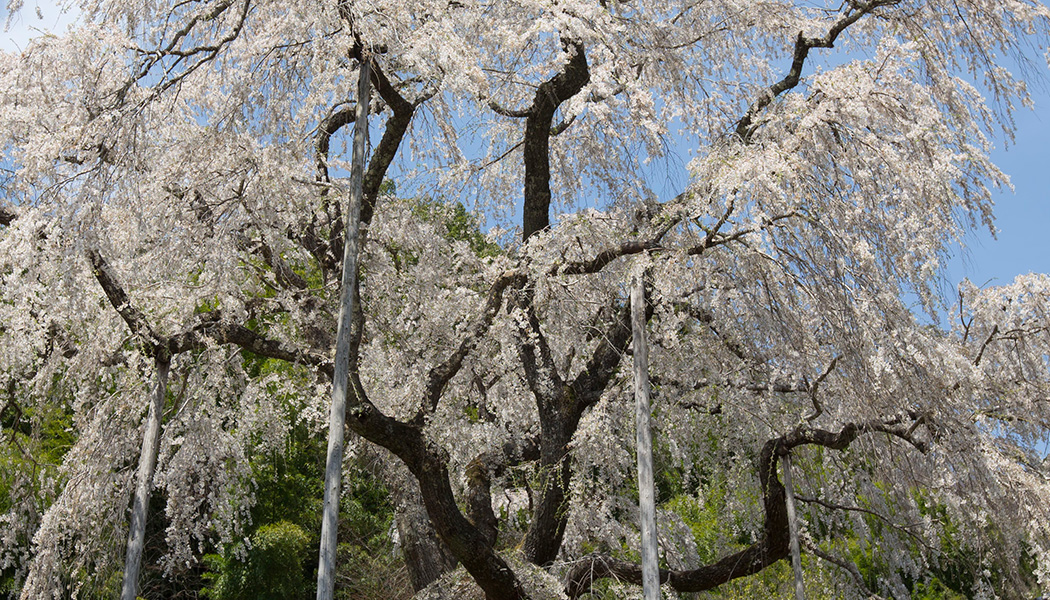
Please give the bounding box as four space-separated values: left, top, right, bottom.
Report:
515 294 637 569
340 387 531 600
120 358 170 600
521 40 589 241
521 422 573 567
391 473 458 591
411 455 531 600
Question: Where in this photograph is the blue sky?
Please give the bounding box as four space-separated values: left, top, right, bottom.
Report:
952 92 1050 288
3 2 1048 292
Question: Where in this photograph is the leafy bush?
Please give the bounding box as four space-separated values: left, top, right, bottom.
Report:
202 521 311 600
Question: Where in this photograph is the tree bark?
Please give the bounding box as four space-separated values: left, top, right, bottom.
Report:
521 40 589 240
390 471 458 591
316 54 371 600
120 358 170 600
516 294 636 568
409 448 531 600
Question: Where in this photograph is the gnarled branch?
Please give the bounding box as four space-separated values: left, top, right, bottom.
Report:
85 247 166 356
734 0 898 143
564 415 928 597
423 271 526 415
522 39 590 240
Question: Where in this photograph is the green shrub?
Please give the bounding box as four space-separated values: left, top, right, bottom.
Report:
202 521 311 600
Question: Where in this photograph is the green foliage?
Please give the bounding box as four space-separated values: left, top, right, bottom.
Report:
335 468 412 599
0 380 75 597
202 521 312 600
658 465 979 599
341 474 394 548
408 198 501 258
2 378 76 468
911 579 966 600
242 363 325 537
665 493 725 565
199 376 410 600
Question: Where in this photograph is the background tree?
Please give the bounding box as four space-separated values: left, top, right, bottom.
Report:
1 1 1049 599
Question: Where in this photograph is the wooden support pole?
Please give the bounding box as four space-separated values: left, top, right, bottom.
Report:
316 54 371 600
782 452 806 600
631 274 661 600
120 358 170 600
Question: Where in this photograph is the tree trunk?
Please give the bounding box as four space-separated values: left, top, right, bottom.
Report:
120 358 170 600
317 55 371 600
631 275 660 600
391 474 458 591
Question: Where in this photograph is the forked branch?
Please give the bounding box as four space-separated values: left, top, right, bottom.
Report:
522 39 590 240
86 248 166 356
421 271 526 416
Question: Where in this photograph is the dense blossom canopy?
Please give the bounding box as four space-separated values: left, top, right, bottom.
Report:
1 0 1050 598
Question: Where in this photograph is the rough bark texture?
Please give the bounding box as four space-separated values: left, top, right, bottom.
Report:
398 432 531 600
516 291 638 568
464 438 541 552
521 40 589 240
316 274 530 599
464 454 500 549
390 473 458 591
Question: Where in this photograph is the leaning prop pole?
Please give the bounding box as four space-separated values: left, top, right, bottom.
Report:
631 273 661 600
120 358 170 600
782 453 806 600
316 54 372 600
